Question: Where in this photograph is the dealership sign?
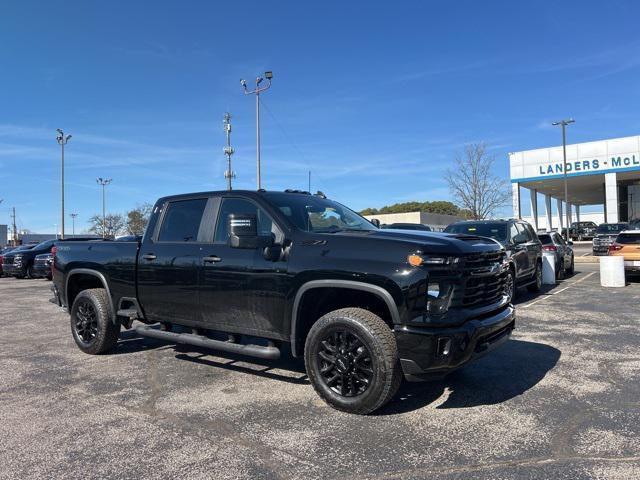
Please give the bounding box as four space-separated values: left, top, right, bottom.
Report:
509 135 640 182
538 155 640 176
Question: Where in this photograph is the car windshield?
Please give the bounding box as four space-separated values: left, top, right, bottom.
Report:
262 192 377 233
596 223 628 234
444 223 508 242
33 240 54 250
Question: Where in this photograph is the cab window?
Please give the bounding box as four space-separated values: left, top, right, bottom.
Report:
157 198 208 242
214 198 282 243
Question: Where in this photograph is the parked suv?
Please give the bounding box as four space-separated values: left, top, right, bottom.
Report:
538 231 574 279
570 221 598 241
444 219 543 301
592 223 628 256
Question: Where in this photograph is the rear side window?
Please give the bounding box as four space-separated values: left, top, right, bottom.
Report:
616 233 640 244
157 198 208 242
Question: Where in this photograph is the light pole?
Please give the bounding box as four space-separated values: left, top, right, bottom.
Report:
96 178 112 238
552 119 575 241
70 213 78 236
240 71 273 190
223 112 235 190
56 129 72 239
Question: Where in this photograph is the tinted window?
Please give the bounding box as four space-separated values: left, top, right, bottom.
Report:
524 224 538 241
33 239 55 250
596 223 628 234
538 234 552 244
616 233 640 244
515 223 530 241
215 198 275 243
554 233 566 245
157 198 207 242
262 192 376 233
444 223 508 242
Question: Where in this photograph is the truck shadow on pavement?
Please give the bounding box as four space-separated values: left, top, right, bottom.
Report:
378 339 561 415
116 330 559 414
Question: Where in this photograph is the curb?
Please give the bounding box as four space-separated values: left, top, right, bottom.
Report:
575 256 599 264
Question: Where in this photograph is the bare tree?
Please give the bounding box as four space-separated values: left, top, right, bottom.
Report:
126 203 153 236
87 213 125 239
445 143 511 220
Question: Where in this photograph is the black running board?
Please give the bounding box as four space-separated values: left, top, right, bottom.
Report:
134 325 281 360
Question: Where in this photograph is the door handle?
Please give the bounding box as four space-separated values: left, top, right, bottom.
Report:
203 255 222 264
142 254 157 261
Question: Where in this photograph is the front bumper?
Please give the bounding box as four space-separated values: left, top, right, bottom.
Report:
32 264 51 278
2 264 26 277
394 305 515 381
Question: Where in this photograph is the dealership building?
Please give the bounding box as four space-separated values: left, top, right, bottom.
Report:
510 134 640 231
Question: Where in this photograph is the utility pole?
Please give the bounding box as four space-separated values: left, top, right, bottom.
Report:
240 71 273 190
11 207 18 245
70 213 78 236
96 178 112 238
223 112 236 190
552 119 575 241
56 129 72 239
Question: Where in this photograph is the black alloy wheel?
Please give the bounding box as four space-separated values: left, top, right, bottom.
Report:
74 300 99 345
505 269 515 302
316 329 373 397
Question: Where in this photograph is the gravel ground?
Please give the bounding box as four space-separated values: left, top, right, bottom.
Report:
0 264 639 479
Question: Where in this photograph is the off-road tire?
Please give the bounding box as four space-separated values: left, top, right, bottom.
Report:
527 261 543 292
70 288 120 354
304 307 402 415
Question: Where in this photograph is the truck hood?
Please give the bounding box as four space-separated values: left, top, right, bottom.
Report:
329 229 503 255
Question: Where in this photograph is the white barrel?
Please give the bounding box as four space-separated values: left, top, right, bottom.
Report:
600 256 625 287
542 252 556 285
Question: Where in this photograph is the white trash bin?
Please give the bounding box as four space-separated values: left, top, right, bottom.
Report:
600 256 625 287
542 252 556 285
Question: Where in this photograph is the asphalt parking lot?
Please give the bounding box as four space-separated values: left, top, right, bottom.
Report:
1 265 639 480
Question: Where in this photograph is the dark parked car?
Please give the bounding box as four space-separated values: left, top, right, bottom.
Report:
570 221 598 241
592 223 629 256
2 243 43 278
32 253 53 280
444 219 543 301
0 246 18 277
538 231 574 279
382 223 432 231
51 189 515 415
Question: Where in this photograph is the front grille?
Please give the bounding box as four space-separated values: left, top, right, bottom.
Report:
451 251 507 309
3 255 14 266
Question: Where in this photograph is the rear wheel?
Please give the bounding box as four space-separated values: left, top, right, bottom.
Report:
567 255 575 275
70 288 120 354
557 260 565 280
25 264 34 279
304 308 401 415
505 267 516 302
527 261 542 292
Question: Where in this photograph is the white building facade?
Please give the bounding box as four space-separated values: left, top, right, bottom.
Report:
510 134 640 231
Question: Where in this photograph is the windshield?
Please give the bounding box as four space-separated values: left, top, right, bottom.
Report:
262 193 377 233
444 222 508 242
33 240 54 250
596 223 628 234
617 233 640 244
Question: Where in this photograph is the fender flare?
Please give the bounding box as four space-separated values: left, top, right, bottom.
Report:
65 268 117 324
289 279 400 357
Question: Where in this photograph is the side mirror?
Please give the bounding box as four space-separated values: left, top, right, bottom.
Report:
568 240 574 245
370 218 381 228
228 213 273 249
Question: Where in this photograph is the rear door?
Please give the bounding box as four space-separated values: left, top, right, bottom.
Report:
137 196 210 326
519 222 540 275
199 196 289 338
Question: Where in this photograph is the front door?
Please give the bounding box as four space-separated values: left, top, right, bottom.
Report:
199 196 288 339
137 197 209 326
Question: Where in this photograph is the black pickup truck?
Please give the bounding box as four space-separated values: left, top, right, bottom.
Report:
52 189 515 414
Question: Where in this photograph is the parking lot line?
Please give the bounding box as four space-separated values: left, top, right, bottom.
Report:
519 272 596 309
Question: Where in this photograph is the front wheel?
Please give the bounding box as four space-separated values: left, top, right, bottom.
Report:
527 261 542 292
70 288 120 354
505 268 516 302
304 308 402 415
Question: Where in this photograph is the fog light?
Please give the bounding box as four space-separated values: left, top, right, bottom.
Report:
437 337 452 356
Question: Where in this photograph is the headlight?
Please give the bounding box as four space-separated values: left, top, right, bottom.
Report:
426 281 453 315
408 254 459 267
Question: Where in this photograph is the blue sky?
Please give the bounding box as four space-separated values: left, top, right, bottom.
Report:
2 1 640 233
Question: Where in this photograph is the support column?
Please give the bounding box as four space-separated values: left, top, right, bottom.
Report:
545 195 553 231
529 188 538 230
512 183 521 219
575 205 581 223
557 199 564 231
605 172 619 223
567 203 573 225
